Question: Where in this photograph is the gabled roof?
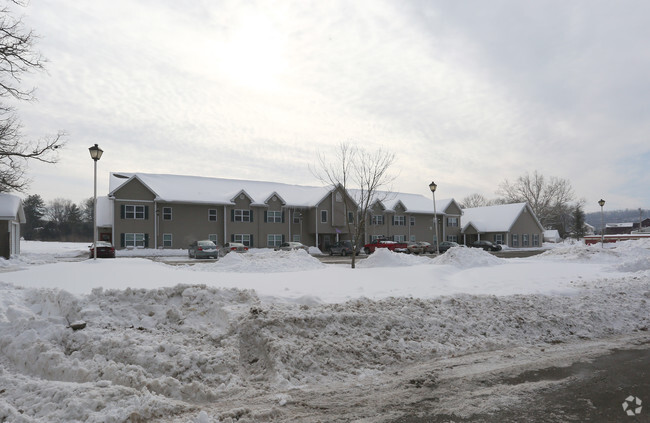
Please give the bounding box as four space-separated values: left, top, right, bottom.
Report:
0 193 25 223
351 189 460 215
461 202 543 233
109 173 332 207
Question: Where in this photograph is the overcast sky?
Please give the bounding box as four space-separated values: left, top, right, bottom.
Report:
12 0 650 212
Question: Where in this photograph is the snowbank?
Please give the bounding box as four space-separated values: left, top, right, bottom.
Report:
431 246 506 268
190 249 325 273
357 248 430 268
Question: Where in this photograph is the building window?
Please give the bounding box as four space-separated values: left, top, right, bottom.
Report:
348 211 354 224
512 234 518 247
321 210 328 223
370 234 384 242
208 209 217 222
410 216 415 226
234 209 251 222
447 235 458 242
293 212 301 224
209 234 218 244
394 235 405 242
234 234 251 247
292 234 301 242
162 207 172 221
125 233 145 248
533 234 539 247
393 216 406 226
267 211 282 223
522 234 529 247
124 205 146 220
447 217 458 227
162 233 172 247
267 234 283 247
372 215 384 225
410 235 416 242
495 234 503 244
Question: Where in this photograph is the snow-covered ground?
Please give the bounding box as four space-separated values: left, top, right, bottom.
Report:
0 240 649 422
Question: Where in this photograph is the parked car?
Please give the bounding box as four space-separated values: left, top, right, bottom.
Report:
406 241 431 254
188 240 219 259
220 242 248 256
275 242 309 252
328 241 360 256
438 241 460 253
363 238 409 255
89 241 115 258
471 240 502 251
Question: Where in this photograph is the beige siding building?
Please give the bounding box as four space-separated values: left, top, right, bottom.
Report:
102 173 460 251
461 203 544 248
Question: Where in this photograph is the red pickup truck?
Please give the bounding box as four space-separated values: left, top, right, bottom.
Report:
363 239 409 255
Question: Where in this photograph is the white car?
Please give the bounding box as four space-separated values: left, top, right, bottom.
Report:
274 242 309 252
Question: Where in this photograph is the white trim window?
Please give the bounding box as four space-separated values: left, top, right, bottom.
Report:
410 216 415 226
394 235 405 242
267 234 283 247
447 235 458 242
393 216 406 226
293 212 301 224
370 234 385 242
162 233 172 247
162 207 172 221
125 205 145 219
522 234 529 247
209 234 218 244
512 234 519 247
533 234 540 247
372 215 384 225
292 234 301 242
410 235 416 242
348 211 354 224
267 211 282 223
208 209 217 222
234 234 251 246
321 210 328 223
234 209 251 222
447 217 458 227
125 233 145 248
495 234 503 245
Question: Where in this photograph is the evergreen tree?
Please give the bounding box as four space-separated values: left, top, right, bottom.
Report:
22 194 45 239
572 204 586 239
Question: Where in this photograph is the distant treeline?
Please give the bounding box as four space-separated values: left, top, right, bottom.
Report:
585 208 647 231
22 194 94 242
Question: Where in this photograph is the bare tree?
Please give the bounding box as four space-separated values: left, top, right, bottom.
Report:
460 193 488 209
0 2 64 192
497 170 576 228
313 142 396 268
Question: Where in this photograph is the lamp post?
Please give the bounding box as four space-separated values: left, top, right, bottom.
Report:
429 181 440 255
598 199 605 248
89 144 104 260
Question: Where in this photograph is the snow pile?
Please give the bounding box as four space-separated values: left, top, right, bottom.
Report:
192 249 325 273
117 248 187 257
537 239 650 272
431 246 506 268
1 274 649 422
357 248 429 268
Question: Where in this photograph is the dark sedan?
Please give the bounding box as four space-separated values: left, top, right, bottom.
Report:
89 241 115 258
471 240 502 251
438 241 460 253
328 241 359 256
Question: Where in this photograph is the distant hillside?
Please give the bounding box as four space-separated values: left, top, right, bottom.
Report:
585 208 647 230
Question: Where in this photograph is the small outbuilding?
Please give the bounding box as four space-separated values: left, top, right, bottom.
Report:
543 229 561 243
0 193 25 259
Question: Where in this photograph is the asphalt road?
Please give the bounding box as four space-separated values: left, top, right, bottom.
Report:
391 340 650 423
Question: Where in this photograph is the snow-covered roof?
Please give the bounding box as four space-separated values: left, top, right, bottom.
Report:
350 189 459 215
461 202 542 233
0 193 25 223
606 222 633 228
109 173 332 207
109 172 459 214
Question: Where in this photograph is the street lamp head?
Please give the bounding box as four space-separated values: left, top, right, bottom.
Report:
598 199 605 207
429 181 437 193
89 144 103 161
